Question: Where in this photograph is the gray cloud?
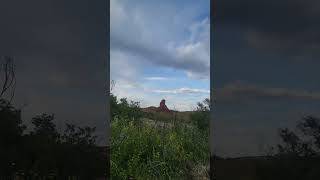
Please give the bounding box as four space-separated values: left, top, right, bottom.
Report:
216 82 320 103
215 0 320 57
111 33 209 79
149 87 210 94
110 0 210 79
213 0 320 157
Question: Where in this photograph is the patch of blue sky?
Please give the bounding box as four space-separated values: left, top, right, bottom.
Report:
142 65 209 90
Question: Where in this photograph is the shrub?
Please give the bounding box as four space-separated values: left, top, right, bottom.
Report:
110 95 210 179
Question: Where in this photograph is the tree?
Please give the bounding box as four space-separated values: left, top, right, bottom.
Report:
110 93 119 120
31 113 59 142
0 99 25 177
298 116 320 150
0 56 16 102
58 123 104 179
25 114 104 178
0 58 106 178
62 123 97 146
111 95 143 125
191 98 210 131
274 116 320 157
0 58 24 178
257 116 320 180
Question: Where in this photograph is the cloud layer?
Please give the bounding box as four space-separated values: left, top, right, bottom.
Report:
215 0 320 57
110 0 210 110
216 82 320 103
213 0 320 157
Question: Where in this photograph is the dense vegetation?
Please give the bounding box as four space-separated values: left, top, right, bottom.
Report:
0 57 106 179
272 116 320 157
213 116 320 180
256 116 320 180
0 98 107 179
110 94 210 179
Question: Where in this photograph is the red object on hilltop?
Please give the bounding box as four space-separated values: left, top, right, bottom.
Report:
158 99 171 113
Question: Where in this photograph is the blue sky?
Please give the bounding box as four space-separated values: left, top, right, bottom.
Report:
110 0 210 111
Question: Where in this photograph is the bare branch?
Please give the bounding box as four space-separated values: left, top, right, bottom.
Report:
110 80 116 92
0 56 16 102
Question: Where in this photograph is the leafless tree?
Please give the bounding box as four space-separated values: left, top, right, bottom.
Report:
110 79 116 93
0 56 16 102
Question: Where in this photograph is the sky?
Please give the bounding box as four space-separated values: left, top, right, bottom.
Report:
2 0 320 158
212 0 320 157
110 0 210 111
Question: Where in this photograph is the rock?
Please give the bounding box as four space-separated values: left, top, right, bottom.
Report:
158 99 171 113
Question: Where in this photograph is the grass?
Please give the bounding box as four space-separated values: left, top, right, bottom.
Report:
111 113 209 179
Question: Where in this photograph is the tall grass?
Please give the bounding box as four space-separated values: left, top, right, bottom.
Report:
110 96 210 179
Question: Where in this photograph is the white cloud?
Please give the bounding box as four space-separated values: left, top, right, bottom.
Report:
144 77 175 81
110 0 210 80
149 87 210 94
110 0 210 111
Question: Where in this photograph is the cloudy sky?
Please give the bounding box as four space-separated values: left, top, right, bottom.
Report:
213 0 320 157
2 0 319 158
110 0 210 111
1 0 108 145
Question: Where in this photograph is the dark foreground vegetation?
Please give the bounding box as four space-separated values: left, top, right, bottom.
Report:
213 116 320 180
0 57 106 179
110 93 210 179
0 98 107 179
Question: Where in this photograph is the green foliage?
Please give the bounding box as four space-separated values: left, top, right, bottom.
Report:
0 98 106 179
111 95 210 179
0 99 25 144
191 98 210 133
31 113 59 141
272 116 320 157
0 99 25 177
62 123 97 146
111 93 143 125
150 112 174 123
252 116 320 180
0 58 105 178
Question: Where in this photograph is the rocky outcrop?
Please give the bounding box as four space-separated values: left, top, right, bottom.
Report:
158 99 171 113
141 99 172 113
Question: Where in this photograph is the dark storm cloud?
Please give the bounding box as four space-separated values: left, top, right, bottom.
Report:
0 0 108 86
212 0 320 157
215 82 320 103
0 0 108 145
215 0 320 56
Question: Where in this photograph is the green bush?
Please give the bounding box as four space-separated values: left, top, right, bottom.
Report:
110 94 210 179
